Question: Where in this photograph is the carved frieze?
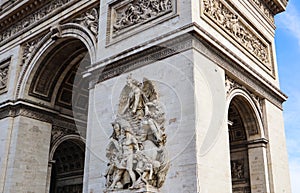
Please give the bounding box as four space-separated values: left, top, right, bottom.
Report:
107 0 175 43
0 0 74 43
105 75 169 192
0 58 10 93
72 8 99 37
201 0 273 74
250 0 274 23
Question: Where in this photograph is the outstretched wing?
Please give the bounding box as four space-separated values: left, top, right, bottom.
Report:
142 78 158 102
117 84 131 115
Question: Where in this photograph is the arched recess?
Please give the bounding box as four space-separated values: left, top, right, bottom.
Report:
48 135 86 193
15 24 94 193
16 23 96 101
227 88 270 193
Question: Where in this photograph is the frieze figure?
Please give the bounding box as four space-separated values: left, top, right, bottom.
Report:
105 75 169 192
203 0 270 67
113 0 172 32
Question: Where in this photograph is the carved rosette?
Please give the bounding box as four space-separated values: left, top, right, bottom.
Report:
202 0 273 73
0 59 10 93
104 75 169 192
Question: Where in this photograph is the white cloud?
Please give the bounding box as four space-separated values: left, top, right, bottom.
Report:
276 3 300 46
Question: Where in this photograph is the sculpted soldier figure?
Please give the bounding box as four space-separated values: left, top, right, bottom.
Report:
105 75 169 192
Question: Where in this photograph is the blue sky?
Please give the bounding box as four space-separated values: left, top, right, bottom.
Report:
275 0 300 192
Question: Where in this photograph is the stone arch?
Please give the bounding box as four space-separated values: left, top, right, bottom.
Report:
227 88 265 141
47 134 86 193
227 88 270 193
16 23 96 101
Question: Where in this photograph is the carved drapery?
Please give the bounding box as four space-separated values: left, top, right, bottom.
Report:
105 75 169 192
202 0 273 74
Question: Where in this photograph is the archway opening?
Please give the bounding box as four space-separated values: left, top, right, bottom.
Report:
27 37 90 193
228 101 251 193
50 140 85 193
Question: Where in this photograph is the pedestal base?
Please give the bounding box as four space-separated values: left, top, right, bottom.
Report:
104 185 159 193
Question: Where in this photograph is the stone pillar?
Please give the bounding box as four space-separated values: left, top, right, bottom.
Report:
2 116 52 193
0 117 14 192
248 140 270 193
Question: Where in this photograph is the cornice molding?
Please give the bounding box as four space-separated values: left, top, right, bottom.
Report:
85 29 286 109
263 0 288 14
0 99 86 128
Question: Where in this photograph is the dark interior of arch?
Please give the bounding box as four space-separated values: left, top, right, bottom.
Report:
29 38 90 122
50 140 85 193
228 98 251 193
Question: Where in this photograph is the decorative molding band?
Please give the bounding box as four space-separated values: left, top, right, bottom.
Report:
249 0 274 23
0 101 84 130
0 58 10 94
97 34 192 82
107 0 176 44
201 0 274 76
0 0 76 44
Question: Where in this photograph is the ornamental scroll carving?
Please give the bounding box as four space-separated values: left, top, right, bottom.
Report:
105 75 169 192
202 0 272 70
112 0 173 34
0 0 73 43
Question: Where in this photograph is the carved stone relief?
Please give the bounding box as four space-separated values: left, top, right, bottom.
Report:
0 59 10 93
202 0 273 73
105 75 169 192
22 37 43 65
72 8 99 37
0 0 73 43
250 0 274 23
107 0 175 42
231 159 245 180
51 125 79 144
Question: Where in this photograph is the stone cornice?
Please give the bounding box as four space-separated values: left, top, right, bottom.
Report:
0 99 86 128
84 27 286 109
0 0 50 29
264 0 288 14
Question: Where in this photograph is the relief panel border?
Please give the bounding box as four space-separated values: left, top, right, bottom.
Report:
200 0 275 77
106 0 177 45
